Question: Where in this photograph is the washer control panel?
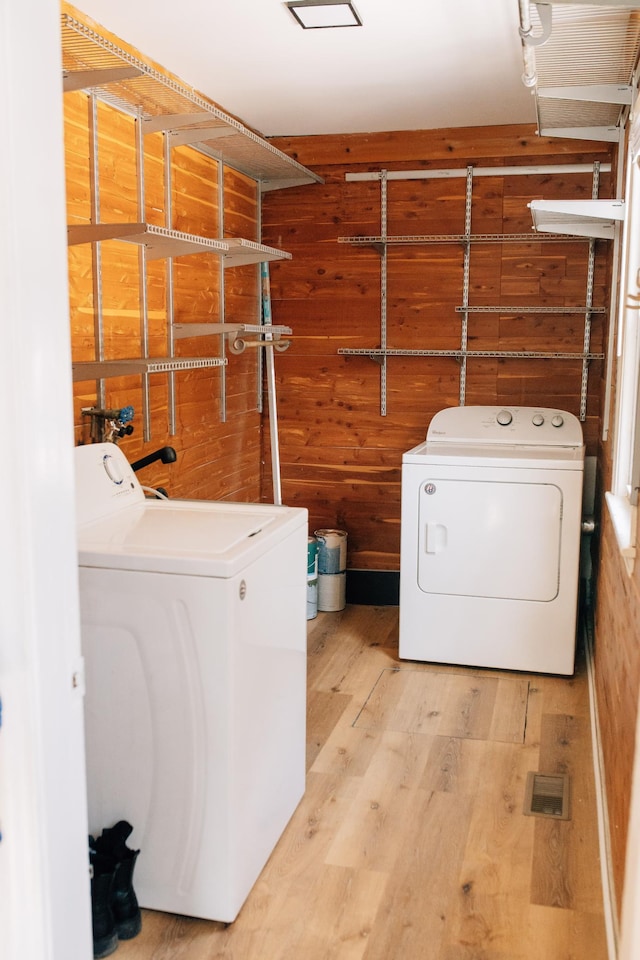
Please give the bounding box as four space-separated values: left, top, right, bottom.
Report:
75 442 145 526
427 405 583 448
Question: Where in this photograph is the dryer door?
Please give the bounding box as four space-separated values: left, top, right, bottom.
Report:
417 478 562 601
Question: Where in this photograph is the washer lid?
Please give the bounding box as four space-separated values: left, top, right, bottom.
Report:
78 498 306 578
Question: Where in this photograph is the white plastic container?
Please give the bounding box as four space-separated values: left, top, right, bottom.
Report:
314 529 347 612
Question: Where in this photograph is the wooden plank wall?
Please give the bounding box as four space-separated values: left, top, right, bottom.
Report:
594 435 640 916
65 57 262 502
263 127 614 569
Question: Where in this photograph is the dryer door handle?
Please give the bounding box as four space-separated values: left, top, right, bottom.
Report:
425 523 447 554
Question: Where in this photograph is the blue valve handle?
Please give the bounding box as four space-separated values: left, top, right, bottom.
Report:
118 406 134 423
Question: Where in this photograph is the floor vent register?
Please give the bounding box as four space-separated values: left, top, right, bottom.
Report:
523 772 570 820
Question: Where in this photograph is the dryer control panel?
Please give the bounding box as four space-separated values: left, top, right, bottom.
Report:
426 405 583 448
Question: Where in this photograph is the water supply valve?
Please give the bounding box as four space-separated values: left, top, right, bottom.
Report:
82 405 135 444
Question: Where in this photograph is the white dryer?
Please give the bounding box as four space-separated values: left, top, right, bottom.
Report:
75 442 308 923
399 406 584 675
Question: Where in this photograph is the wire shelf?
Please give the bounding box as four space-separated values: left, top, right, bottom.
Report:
338 232 591 245
61 13 322 189
72 357 227 381
338 348 604 360
455 305 607 314
530 3 640 137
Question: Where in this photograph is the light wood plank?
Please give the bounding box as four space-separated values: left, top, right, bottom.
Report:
361 789 474 960
325 730 435 871
423 734 482 795
354 669 528 744
307 689 353 770
283 865 388 960
311 722 382 779
522 904 609 960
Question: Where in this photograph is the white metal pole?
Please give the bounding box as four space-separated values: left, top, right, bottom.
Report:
518 0 538 88
261 262 282 505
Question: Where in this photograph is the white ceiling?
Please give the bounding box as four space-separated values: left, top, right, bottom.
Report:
71 0 536 137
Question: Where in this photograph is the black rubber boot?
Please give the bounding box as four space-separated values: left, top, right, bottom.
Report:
95 821 142 940
89 838 118 959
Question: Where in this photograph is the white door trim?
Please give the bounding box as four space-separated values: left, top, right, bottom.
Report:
0 0 92 957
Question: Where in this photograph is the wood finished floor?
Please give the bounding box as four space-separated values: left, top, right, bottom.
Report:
116 605 607 960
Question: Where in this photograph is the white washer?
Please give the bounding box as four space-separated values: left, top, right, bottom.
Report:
399 406 584 675
75 442 308 923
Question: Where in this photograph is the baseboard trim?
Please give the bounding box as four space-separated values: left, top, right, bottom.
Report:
584 593 619 960
345 570 399 606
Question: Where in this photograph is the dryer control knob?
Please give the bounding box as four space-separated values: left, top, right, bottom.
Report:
496 409 512 426
551 414 564 428
532 413 545 426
